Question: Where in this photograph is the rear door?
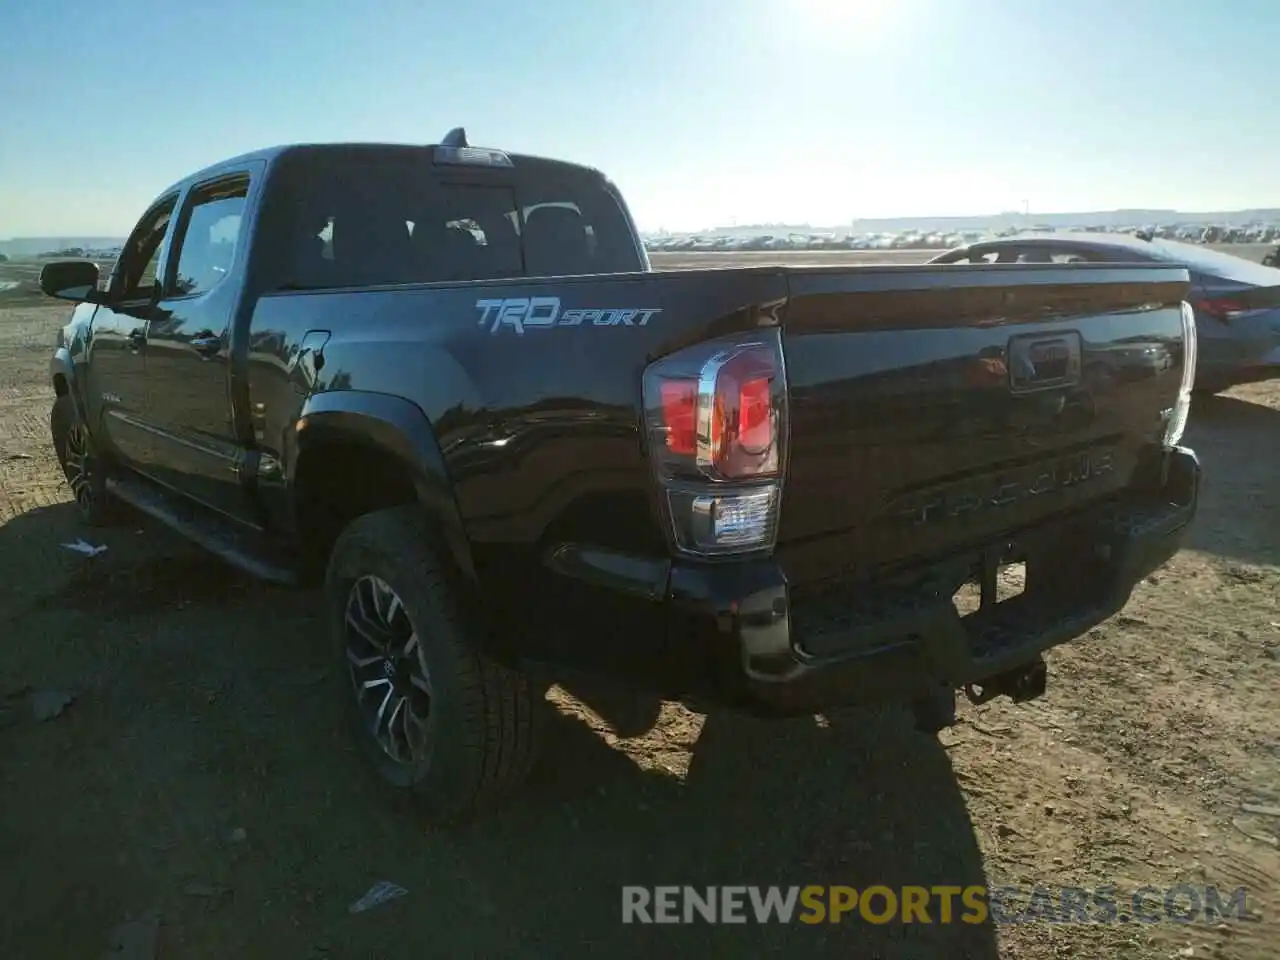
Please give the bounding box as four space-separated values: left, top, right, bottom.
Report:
140 169 258 522
774 264 1190 589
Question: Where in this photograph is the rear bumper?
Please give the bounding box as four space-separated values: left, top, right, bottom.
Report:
665 445 1200 716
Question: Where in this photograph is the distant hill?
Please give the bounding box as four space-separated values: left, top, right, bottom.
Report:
9 205 1280 249
650 209 1280 237
840 209 1280 234
0 237 126 258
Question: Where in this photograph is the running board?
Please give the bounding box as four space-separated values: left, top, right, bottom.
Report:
106 474 299 586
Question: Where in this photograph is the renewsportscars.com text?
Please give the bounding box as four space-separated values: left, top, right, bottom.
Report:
621 884 1254 926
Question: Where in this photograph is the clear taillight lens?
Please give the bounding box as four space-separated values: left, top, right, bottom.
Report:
1164 301 1198 446
642 329 787 557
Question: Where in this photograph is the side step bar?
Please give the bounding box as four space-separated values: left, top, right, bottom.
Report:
107 474 299 586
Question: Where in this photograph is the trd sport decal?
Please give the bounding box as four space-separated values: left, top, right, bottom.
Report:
475 297 662 335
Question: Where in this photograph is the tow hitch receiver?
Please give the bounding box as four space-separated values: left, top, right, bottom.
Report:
963 656 1048 706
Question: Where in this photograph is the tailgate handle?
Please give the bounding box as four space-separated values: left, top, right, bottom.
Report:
1007 332 1081 393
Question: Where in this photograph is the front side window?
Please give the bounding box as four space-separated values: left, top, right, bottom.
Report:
171 175 250 296
117 198 177 299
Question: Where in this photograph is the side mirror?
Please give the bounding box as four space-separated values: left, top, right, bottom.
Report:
39 260 102 303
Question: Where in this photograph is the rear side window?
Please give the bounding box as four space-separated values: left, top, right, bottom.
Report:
1010 249 1097 264
934 249 996 264
278 150 639 289
171 175 250 296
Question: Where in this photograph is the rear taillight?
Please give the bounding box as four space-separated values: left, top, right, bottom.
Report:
1164 301 1198 446
658 380 697 455
1193 297 1246 323
642 329 788 557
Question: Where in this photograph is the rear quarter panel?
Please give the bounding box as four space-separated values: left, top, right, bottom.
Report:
244 271 787 673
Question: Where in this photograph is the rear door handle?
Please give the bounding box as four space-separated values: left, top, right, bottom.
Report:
126 328 146 352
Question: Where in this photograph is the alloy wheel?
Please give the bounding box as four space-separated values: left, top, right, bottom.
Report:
63 422 97 512
344 574 433 765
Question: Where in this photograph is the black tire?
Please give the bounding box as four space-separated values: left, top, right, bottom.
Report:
325 505 544 822
50 394 116 525
910 687 957 734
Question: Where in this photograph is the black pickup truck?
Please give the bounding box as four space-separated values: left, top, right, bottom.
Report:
41 130 1201 821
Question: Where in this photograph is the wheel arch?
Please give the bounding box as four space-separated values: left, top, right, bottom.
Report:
50 347 86 421
288 390 477 586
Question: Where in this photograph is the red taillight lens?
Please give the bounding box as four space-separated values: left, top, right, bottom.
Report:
642 330 788 558
1194 298 1246 322
659 379 697 455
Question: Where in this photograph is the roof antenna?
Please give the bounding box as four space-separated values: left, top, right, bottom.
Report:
441 127 468 148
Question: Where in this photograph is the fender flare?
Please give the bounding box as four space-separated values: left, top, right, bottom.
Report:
49 347 88 423
289 390 477 584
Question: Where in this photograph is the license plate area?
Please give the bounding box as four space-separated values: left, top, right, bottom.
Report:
951 555 1027 618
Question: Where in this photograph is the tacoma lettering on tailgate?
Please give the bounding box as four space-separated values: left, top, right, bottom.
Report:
889 449 1117 528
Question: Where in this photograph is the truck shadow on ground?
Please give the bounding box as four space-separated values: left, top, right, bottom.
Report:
1182 394 1280 568
0 503 1000 958
493 699 1002 958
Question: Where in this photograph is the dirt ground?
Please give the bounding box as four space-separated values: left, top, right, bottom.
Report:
0 258 1277 959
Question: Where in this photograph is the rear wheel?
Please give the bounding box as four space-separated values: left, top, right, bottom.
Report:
911 687 957 734
50 394 115 525
325 505 544 822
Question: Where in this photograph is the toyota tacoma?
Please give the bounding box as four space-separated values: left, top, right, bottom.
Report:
41 129 1201 821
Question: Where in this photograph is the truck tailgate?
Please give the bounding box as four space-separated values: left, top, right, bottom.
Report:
776 264 1190 588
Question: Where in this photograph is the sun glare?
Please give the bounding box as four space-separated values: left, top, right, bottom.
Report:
779 0 906 46
802 0 889 24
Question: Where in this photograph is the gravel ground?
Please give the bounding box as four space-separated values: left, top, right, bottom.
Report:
1 252 1276 958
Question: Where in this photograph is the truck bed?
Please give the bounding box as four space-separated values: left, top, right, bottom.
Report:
252 263 1182 551
245 260 1190 688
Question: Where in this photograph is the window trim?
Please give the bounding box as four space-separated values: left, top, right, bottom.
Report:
163 171 254 301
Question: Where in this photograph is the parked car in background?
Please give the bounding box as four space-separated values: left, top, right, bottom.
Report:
930 232 1280 393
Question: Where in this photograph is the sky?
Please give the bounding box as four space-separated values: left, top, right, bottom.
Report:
1 0 1277 236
